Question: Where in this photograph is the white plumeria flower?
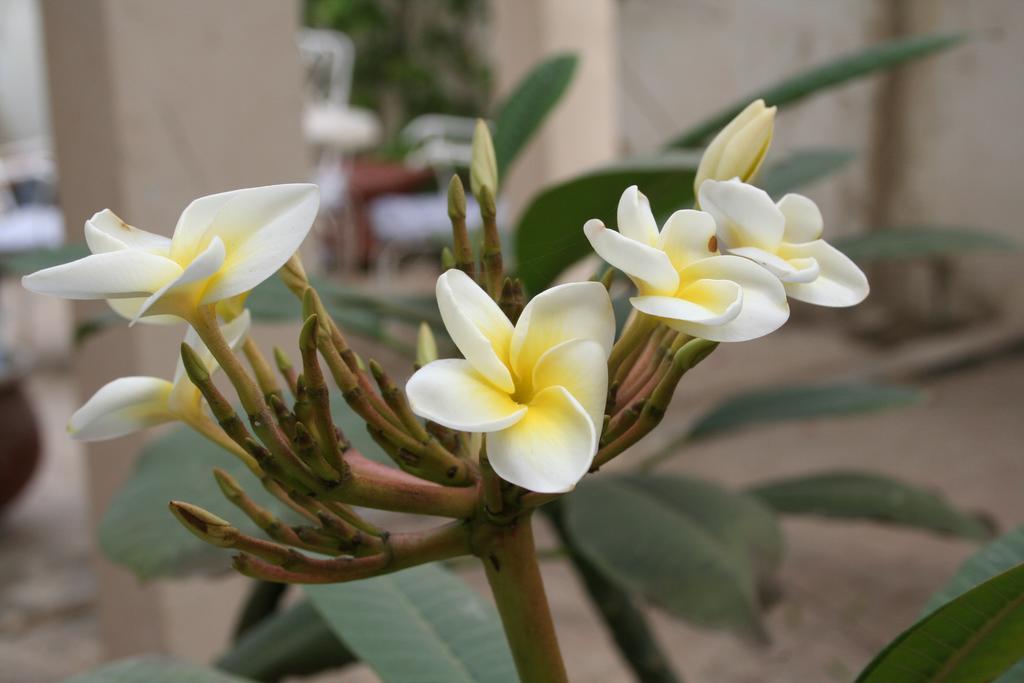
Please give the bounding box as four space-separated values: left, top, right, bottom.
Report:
699 179 869 307
68 311 251 441
584 186 789 342
22 185 319 323
406 270 615 493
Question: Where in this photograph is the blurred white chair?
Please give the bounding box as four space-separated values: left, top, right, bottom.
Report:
299 29 381 164
298 28 383 270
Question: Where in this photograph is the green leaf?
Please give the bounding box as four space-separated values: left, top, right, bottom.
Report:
0 243 90 275
667 32 965 148
926 526 1024 615
493 53 578 176
304 564 517 683
834 226 1018 263
513 153 699 294
749 471 991 541
217 601 355 682
64 657 255 683
922 528 1024 682
854 562 1024 683
755 148 855 198
562 473 782 639
640 383 922 470
99 397 387 578
686 383 923 442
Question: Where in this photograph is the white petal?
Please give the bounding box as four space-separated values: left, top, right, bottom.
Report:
510 281 615 384
667 255 789 342
69 376 175 441
487 386 596 493
657 210 719 270
21 250 182 300
435 269 514 393
631 278 742 326
699 178 784 252
173 309 251 385
107 297 181 325
197 184 320 303
727 245 819 283
616 185 660 245
166 382 202 419
406 359 526 432
779 240 869 307
85 209 171 255
134 236 226 322
532 339 609 433
170 191 237 261
777 193 823 243
584 219 679 295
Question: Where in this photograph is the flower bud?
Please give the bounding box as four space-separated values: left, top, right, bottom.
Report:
694 99 776 196
470 119 498 200
168 501 239 548
279 253 310 297
180 342 211 384
440 246 456 270
447 174 467 220
416 322 438 367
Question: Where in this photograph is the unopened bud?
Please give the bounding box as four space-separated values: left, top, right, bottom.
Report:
273 346 293 373
674 337 718 372
416 322 438 367
470 119 498 200
477 185 497 222
301 288 333 346
441 246 456 270
169 501 239 547
213 467 243 500
180 343 210 383
279 254 310 296
299 314 319 353
694 99 775 197
447 174 467 220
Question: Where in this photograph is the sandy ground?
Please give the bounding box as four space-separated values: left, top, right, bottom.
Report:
1 313 1022 682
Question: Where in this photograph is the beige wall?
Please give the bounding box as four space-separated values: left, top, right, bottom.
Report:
41 0 309 660
491 0 620 218
618 0 1023 322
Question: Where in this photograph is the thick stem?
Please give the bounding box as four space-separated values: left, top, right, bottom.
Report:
480 513 568 683
545 502 682 683
335 453 477 518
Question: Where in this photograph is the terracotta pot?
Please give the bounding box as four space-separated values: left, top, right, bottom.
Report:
0 371 41 515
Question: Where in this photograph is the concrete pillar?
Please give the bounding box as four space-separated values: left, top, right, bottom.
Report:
39 0 308 659
491 0 619 219
872 1 1024 322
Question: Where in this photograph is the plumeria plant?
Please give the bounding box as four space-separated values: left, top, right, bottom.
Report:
24 97 873 682
25 35 1024 683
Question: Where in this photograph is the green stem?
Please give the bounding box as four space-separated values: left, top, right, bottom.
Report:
480 512 568 683
608 313 658 374
545 502 683 683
